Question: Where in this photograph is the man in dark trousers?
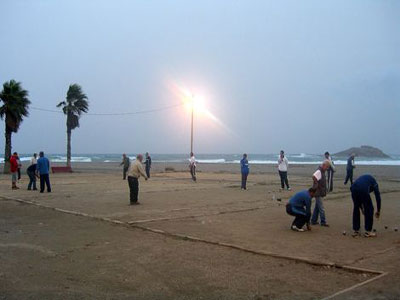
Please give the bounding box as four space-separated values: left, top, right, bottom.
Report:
240 153 249 190
344 153 356 185
350 174 382 237
145 152 152 178
27 158 38 191
127 154 148 205
10 152 19 190
120 153 130 180
311 160 331 227
286 188 316 232
37 151 51 193
324 151 335 192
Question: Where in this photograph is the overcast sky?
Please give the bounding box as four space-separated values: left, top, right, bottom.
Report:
1 0 399 155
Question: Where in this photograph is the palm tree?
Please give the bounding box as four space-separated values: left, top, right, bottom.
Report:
57 84 89 167
0 80 30 173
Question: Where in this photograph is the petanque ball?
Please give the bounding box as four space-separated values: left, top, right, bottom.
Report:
342 231 346 236
384 226 388 229
395 227 398 232
373 229 377 232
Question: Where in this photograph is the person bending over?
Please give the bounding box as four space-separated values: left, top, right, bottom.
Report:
350 174 381 238
286 188 316 232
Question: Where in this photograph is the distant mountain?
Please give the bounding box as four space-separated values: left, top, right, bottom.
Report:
334 145 391 158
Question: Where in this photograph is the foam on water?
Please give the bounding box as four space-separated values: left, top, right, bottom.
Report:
1 153 399 166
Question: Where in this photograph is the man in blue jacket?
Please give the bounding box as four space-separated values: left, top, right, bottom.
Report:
286 188 316 232
37 151 51 193
240 153 249 190
350 174 381 237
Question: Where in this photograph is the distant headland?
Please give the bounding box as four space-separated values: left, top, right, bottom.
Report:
334 145 391 158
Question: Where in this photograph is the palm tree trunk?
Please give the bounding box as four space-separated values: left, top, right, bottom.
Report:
67 127 71 167
3 125 12 174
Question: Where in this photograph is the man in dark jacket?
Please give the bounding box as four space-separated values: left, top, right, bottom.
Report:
350 174 382 237
120 154 130 180
344 154 356 185
286 188 316 232
145 152 152 179
240 153 249 190
311 160 331 227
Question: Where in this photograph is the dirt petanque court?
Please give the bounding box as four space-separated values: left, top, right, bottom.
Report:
1 163 400 299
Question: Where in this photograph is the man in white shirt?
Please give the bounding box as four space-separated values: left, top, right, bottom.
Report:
324 151 335 192
30 153 37 165
311 160 331 227
189 152 197 182
277 150 290 190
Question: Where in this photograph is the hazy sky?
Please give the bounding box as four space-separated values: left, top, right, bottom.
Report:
1 0 399 155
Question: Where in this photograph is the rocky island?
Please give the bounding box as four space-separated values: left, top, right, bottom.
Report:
334 145 391 158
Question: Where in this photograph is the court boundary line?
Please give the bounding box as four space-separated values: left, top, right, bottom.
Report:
0 195 389 299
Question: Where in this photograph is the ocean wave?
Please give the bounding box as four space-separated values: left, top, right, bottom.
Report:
196 159 226 164
51 156 92 163
289 153 308 158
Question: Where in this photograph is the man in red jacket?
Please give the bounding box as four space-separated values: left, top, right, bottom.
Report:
10 152 19 190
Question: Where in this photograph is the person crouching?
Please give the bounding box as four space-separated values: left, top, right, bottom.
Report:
127 154 148 205
286 188 316 232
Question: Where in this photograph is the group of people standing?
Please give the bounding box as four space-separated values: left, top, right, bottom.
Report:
9 151 51 193
286 153 382 238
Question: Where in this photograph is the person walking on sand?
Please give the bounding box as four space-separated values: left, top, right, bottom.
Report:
37 151 51 193
286 188 316 232
189 152 197 182
311 160 331 227
350 174 382 238
344 153 356 185
120 153 130 180
240 153 249 190
127 154 148 205
278 150 290 190
325 151 335 192
27 153 38 190
145 152 152 179
10 152 19 190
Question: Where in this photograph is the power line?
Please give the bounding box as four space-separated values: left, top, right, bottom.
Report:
30 103 184 116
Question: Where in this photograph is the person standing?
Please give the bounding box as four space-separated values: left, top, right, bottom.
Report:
145 152 152 179
311 160 331 227
10 152 19 190
240 153 249 190
324 151 335 192
350 174 381 237
278 150 290 190
16 154 22 181
120 153 130 180
127 154 148 205
344 153 356 185
189 152 197 182
286 188 316 232
27 153 38 190
37 151 51 193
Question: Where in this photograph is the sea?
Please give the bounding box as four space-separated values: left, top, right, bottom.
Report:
1 153 400 166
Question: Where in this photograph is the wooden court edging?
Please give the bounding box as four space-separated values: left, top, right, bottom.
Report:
1 195 389 299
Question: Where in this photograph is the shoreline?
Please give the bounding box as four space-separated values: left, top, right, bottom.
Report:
9 161 398 179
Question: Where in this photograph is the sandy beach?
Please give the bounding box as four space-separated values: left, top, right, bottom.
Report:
1 162 399 299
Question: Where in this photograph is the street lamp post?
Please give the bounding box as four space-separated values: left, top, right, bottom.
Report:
190 95 194 154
